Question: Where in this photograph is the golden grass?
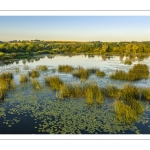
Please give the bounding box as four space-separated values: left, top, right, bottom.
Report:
36 65 48 71
58 65 74 73
20 74 28 83
31 79 41 90
28 70 40 78
110 64 149 81
96 70 105 77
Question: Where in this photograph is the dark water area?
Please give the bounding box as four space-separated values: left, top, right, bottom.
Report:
1 54 150 134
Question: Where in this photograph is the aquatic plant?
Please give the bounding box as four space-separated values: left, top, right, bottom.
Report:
121 84 139 101
140 88 150 100
110 64 149 81
114 101 137 124
72 66 90 80
20 74 28 83
28 70 40 78
0 72 13 81
58 65 74 73
45 76 63 90
110 70 127 80
96 70 106 77
36 65 48 71
124 60 132 65
31 79 41 90
106 85 121 99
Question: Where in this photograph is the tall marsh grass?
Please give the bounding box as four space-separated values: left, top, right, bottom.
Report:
58 65 74 73
20 74 28 83
31 79 41 90
28 70 40 78
110 64 149 81
36 65 48 71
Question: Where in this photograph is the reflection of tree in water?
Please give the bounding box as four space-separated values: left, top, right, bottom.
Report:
119 54 124 61
101 55 106 61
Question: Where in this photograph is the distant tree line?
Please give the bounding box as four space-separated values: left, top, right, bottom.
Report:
1 41 150 56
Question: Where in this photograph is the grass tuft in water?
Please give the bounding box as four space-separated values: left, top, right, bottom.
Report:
28 70 40 78
110 64 149 81
96 70 106 77
31 79 41 90
20 74 28 83
124 60 132 65
36 65 48 71
58 65 74 73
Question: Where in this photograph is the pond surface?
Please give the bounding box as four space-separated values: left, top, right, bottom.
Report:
1 54 150 134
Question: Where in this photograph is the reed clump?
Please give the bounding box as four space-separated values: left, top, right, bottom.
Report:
110 64 149 81
72 66 90 80
140 88 150 101
0 72 15 99
60 83 85 99
28 70 40 78
124 60 132 65
114 101 137 123
31 79 41 90
58 65 74 73
121 84 139 101
60 82 104 105
106 85 121 99
20 74 28 83
36 65 48 71
96 70 106 77
45 76 64 91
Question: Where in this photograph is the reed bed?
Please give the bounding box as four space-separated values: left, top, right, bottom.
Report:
0 72 15 99
110 64 149 81
58 65 74 73
36 65 48 71
96 70 106 77
72 66 90 80
31 79 41 90
20 74 28 83
28 70 40 78
60 82 104 105
139 88 150 101
124 60 132 65
106 85 121 99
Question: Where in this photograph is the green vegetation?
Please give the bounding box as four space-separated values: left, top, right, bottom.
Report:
60 82 104 105
95 70 106 77
124 60 132 65
28 70 40 78
0 72 15 100
140 88 150 100
1 41 150 61
31 79 41 90
72 66 90 80
110 64 149 81
20 74 28 83
36 65 48 71
58 65 74 73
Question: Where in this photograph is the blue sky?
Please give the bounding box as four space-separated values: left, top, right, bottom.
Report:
0 16 150 42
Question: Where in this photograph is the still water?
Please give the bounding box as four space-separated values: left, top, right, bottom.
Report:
0 54 150 134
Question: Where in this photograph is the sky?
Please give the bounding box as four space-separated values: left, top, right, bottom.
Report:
0 16 150 42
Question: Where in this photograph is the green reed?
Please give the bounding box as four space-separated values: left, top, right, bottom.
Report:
36 65 48 71
20 74 28 83
28 70 40 78
58 65 74 73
